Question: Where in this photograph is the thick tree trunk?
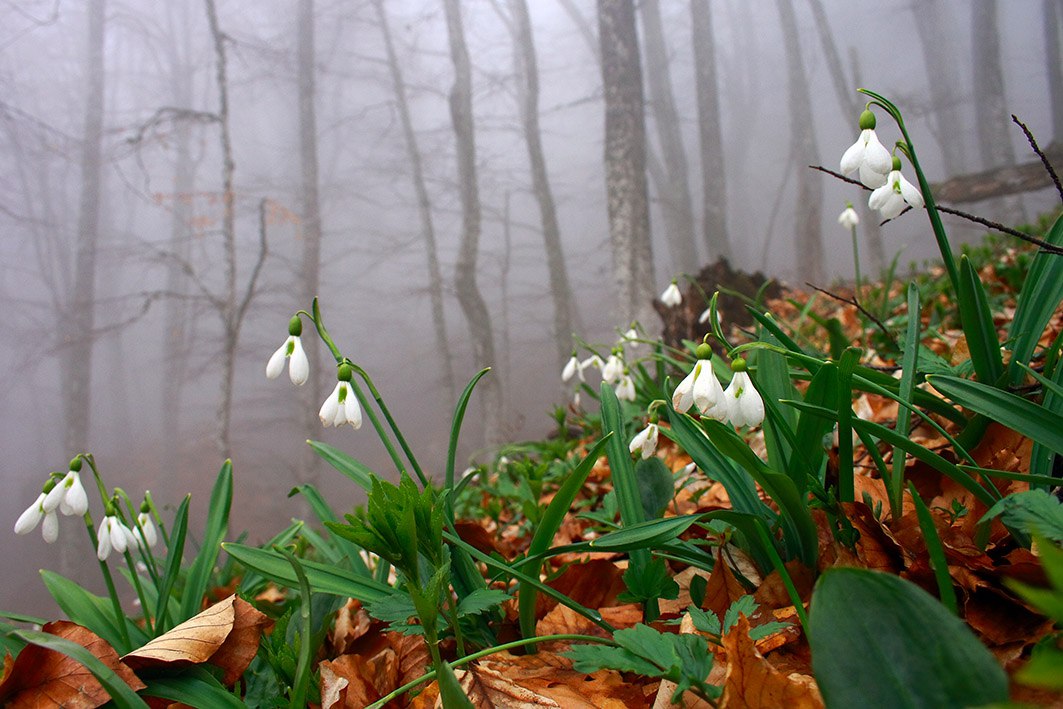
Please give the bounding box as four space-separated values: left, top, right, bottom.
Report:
639 0 697 272
773 0 823 283
598 0 656 327
912 0 970 175
690 0 731 263
61 0 106 455
805 0 885 273
1046 0 1063 142
507 0 581 370
374 0 457 402
442 0 504 446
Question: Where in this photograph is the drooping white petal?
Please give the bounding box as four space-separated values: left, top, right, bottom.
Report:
898 173 924 209
60 472 89 517
14 494 46 535
580 355 603 372
672 364 699 412
660 282 682 307
561 356 580 382
698 308 712 324
693 361 727 419
111 519 129 555
333 385 350 427
42 480 65 512
838 207 860 229
137 513 158 548
41 510 59 543
839 138 864 175
342 386 363 429
615 375 636 402
858 162 889 189
725 372 765 428
97 519 113 560
288 336 310 385
629 423 659 459
266 342 288 379
319 382 342 427
602 354 624 385
868 173 899 212
862 130 893 176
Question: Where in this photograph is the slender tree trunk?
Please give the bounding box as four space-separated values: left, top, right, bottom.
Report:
297 0 324 481
598 0 656 327
690 0 731 263
1046 0 1063 142
639 0 697 272
805 0 884 273
61 0 106 455
442 0 504 446
912 0 969 175
374 0 457 402
773 0 823 283
507 0 581 369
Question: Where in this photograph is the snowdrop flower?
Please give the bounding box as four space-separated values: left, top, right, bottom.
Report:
561 353 581 383
838 204 860 230
14 480 61 543
615 373 636 402
319 364 362 429
723 359 765 428
660 280 682 307
629 422 659 459
672 344 728 420
840 109 892 188
869 157 924 220
678 462 697 477
56 458 89 517
266 316 309 385
622 326 640 349
580 354 604 373
97 509 131 561
134 509 157 549
601 352 624 385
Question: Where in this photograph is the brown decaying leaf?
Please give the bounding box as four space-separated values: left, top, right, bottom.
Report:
534 559 626 619
703 548 749 618
0 620 145 709
122 594 271 686
319 652 397 708
720 615 823 709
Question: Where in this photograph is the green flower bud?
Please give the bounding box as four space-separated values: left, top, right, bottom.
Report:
42 477 58 494
104 501 116 517
731 358 748 372
140 499 151 514
69 456 82 472
858 109 876 130
891 155 902 172
695 343 713 360
337 363 353 382
288 315 302 337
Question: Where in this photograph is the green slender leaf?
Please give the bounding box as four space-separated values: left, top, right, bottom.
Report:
751 340 796 470
1028 357 1063 486
957 254 1004 386
958 464 1062 488
1009 212 1063 386
791 363 840 489
588 515 703 551
289 483 371 577
437 660 475 708
10 629 149 708
600 383 644 530
836 348 861 503
142 667 245 708
153 495 189 633
223 543 390 602
809 567 1008 708
40 571 145 653
892 283 921 518
446 368 492 494
908 483 957 614
237 520 304 595
308 440 375 491
929 374 1063 455
179 461 232 622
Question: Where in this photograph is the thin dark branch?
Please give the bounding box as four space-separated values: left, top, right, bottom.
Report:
1011 113 1063 203
234 198 270 329
810 164 1063 255
806 282 900 351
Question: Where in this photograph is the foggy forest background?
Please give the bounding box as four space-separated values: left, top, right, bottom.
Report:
1 0 1059 613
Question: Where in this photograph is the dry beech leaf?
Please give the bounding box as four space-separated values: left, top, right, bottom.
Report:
704 548 749 617
476 652 644 708
320 653 397 708
319 663 349 709
442 664 562 708
720 615 822 709
123 594 272 686
0 620 145 709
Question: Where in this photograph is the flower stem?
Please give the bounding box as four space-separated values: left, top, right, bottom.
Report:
350 363 429 488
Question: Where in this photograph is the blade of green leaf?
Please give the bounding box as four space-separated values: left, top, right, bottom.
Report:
153 495 189 634
809 567 1008 708
142 667 246 708
891 283 922 520
437 660 476 708
929 374 1063 455
223 542 391 602
10 629 149 708
1008 212 1063 386
308 440 376 491
179 460 232 622
40 571 146 653
588 515 703 551
791 362 840 490
908 483 957 614
289 483 371 577
446 368 492 496
957 254 1004 386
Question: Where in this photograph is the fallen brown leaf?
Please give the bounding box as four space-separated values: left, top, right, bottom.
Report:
720 615 823 709
703 548 750 617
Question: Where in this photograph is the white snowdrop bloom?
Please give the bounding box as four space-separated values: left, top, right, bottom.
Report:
572 391 582 409
15 492 59 542
723 364 765 428
673 351 728 420
42 477 66 513
561 354 581 383
580 354 604 373
615 374 637 402
57 470 89 517
839 110 892 188
622 327 640 349
660 281 682 307
869 165 924 220
601 353 625 385
679 462 697 477
97 514 130 561
267 335 309 385
135 512 157 548
629 422 659 460
319 380 362 430
838 205 860 229
698 308 712 325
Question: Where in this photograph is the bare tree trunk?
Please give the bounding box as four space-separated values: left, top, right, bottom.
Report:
507 0 582 370
639 0 697 272
1046 0 1063 142
442 0 504 447
912 0 970 175
773 0 823 283
374 0 457 403
598 0 656 327
690 0 731 263
61 0 106 455
297 0 324 484
804 0 884 273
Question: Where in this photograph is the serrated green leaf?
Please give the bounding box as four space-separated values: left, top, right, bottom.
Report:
456 588 510 618
686 605 721 636
981 490 1063 543
810 568 1008 708
619 557 679 604
722 596 757 635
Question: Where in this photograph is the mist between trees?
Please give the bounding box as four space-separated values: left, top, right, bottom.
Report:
0 0 1058 613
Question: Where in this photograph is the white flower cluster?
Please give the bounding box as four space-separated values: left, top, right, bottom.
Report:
839 109 923 221
14 463 89 544
672 351 764 429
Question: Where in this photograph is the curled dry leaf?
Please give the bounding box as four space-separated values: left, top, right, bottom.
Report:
0 620 145 709
703 548 749 618
720 615 823 709
320 652 397 709
122 594 272 686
